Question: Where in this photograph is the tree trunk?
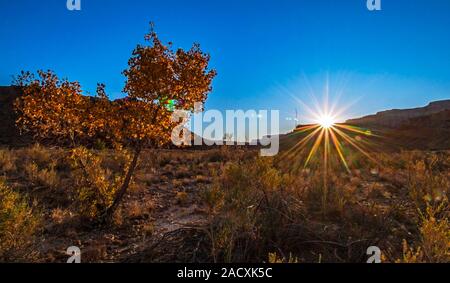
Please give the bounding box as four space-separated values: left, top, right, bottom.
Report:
102 146 141 221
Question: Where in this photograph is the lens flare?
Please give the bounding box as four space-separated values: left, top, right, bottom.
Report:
317 115 335 129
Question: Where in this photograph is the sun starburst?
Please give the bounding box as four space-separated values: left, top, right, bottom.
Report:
279 79 379 174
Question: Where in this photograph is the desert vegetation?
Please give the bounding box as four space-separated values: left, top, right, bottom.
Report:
200 150 449 263
0 143 448 262
0 145 255 262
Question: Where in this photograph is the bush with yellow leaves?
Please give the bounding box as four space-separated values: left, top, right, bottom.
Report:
0 179 41 261
69 147 131 220
405 153 449 209
398 200 450 263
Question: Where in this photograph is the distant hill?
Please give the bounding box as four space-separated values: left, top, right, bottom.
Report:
346 100 450 128
382 109 450 150
0 86 31 146
344 100 450 150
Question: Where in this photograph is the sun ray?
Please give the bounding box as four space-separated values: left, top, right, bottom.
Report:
304 128 325 167
332 126 380 165
329 127 350 173
334 124 378 137
278 125 321 161
301 73 326 116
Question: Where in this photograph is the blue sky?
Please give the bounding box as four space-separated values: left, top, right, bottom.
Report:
1 0 450 134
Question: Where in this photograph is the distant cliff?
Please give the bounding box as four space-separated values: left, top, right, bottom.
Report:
0 86 31 146
388 109 450 150
346 100 450 128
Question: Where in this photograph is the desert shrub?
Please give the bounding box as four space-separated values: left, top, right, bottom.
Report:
205 147 255 164
204 158 302 262
23 160 60 189
19 144 53 168
175 191 189 205
69 147 130 219
301 171 356 218
0 179 41 261
156 153 172 167
12 144 67 190
93 139 107 151
398 200 450 263
126 200 154 220
98 149 132 172
50 208 72 224
23 161 39 184
203 155 393 263
268 252 298 263
345 150 373 169
406 156 449 208
207 148 229 163
37 166 60 189
171 165 190 179
0 148 16 173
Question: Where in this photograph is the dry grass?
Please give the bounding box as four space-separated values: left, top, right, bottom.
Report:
0 149 16 173
23 161 60 189
126 200 154 219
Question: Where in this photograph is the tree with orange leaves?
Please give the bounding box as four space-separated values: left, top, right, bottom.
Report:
14 24 216 220
14 70 89 146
